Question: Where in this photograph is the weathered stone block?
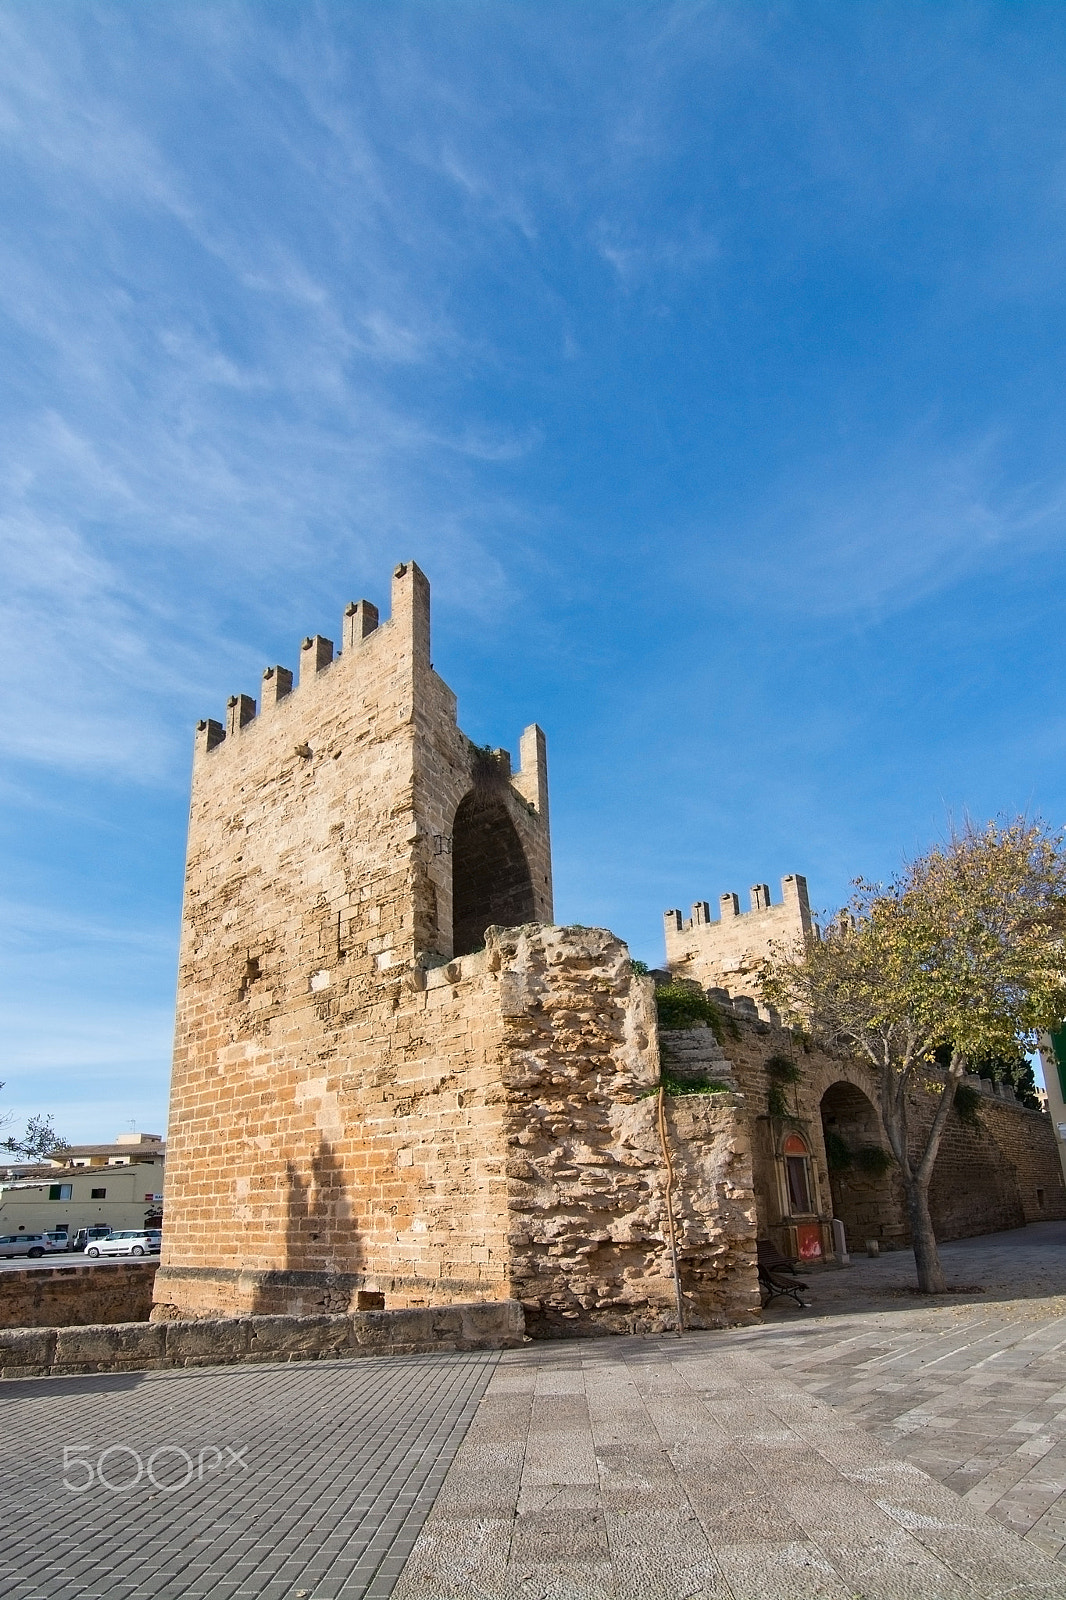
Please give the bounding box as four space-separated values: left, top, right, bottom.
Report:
0 1327 56 1373
245 1314 351 1361
53 1322 165 1372
165 1318 250 1364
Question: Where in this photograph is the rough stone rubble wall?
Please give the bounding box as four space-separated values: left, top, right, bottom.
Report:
494 926 758 1336
0 1262 158 1330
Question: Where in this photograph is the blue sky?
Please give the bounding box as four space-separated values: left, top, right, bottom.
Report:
3 2 1066 1140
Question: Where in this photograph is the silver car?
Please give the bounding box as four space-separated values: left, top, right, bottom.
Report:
85 1230 160 1258
0 1232 56 1259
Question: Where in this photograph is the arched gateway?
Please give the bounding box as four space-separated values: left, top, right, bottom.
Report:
451 792 537 956
819 1080 903 1253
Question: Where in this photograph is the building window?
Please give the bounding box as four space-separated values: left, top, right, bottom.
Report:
1038 1188 1046 1210
90 1187 106 1200
782 1133 813 1215
48 1184 72 1201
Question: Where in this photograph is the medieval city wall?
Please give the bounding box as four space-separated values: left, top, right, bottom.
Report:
713 1009 1066 1261
664 874 812 992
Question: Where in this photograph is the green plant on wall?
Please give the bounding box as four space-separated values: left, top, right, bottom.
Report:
765 1051 801 1083
765 1050 802 1121
654 983 732 1041
952 1082 985 1131
659 1072 730 1097
767 1082 791 1119
854 1144 894 1175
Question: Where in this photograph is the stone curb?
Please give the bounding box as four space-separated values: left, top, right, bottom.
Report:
0 1298 525 1379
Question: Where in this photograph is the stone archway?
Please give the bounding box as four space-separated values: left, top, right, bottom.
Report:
819 1080 901 1254
451 793 535 956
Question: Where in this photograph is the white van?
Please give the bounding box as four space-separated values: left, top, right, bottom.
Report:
85 1231 160 1258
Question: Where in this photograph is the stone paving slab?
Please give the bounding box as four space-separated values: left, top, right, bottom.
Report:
0 1350 498 1600
394 1333 1066 1600
737 1221 1066 1565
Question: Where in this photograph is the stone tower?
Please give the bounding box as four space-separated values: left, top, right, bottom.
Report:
154 561 757 1334
664 874 813 996
154 563 552 1318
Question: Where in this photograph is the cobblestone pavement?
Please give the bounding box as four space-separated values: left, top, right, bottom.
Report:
0 1350 497 1600
741 1221 1066 1566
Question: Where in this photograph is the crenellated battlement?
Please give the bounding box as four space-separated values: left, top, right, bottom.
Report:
664 873 812 993
192 564 423 757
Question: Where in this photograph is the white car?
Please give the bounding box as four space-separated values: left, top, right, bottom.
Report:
0 1232 65 1259
85 1230 160 1258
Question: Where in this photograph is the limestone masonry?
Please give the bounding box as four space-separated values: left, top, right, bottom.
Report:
156 563 758 1333
157 557 1060 1338
664 873 813 992
663 875 1066 1263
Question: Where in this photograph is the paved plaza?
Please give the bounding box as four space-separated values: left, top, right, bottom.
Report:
4 1225 1066 1598
1 1351 497 1600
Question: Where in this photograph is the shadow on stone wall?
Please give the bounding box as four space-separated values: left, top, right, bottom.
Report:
248 1136 366 1315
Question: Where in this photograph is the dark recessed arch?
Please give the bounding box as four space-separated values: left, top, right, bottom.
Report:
820 1079 895 1253
451 793 535 956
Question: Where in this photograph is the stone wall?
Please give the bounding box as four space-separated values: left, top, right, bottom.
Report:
713 1007 1066 1259
0 1299 523 1380
0 1261 157 1329
158 562 760 1332
157 564 549 1320
494 928 758 1336
928 1093 1066 1240
158 914 760 1333
664 874 812 993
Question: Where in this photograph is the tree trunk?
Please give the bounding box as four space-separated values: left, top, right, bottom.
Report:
902 1172 946 1293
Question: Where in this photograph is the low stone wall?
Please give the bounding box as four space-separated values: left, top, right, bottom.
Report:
0 1298 524 1380
0 1261 158 1329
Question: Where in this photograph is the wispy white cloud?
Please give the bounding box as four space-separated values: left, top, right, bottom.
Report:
712 431 1066 620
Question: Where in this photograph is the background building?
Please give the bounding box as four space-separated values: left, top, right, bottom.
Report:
0 1132 164 1238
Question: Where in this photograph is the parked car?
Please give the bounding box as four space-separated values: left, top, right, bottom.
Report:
44 1230 70 1250
0 1232 64 1259
85 1230 161 1257
70 1226 112 1253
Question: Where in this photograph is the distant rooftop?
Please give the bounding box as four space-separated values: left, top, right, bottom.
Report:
45 1135 166 1168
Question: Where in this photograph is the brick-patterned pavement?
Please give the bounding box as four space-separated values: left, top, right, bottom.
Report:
0 1351 497 1600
